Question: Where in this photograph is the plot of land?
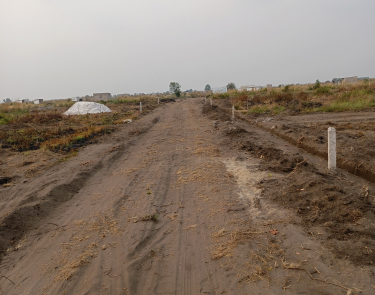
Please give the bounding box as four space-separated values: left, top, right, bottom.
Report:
0 98 375 294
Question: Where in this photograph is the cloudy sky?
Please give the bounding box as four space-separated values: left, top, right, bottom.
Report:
1 0 374 100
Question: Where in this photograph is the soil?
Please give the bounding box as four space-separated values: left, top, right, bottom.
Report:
258 112 375 183
0 100 161 186
1 98 375 294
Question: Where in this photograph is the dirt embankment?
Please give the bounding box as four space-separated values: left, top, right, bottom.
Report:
203 103 375 267
258 119 375 184
211 103 375 184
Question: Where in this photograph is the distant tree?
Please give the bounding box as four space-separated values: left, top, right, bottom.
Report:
204 84 211 91
169 82 181 97
282 85 290 92
227 82 236 90
313 79 321 90
332 78 337 83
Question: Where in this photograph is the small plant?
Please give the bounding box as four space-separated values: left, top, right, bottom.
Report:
0 115 9 125
234 102 242 110
58 150 78 162
248 105 270 114
272 105 285 114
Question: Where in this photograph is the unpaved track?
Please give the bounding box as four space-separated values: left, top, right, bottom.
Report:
1 98 375 294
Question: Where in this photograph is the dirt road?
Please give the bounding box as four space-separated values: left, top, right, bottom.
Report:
1 98 375 294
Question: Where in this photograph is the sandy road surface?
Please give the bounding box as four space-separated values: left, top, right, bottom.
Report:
1 98 375 294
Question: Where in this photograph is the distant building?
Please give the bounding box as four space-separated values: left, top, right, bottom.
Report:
34 99 43 104
267 84 272 91
212 86 227 94
240 85 261 91
83 95 93 101
332 78 343 85
16 99 29 104
93 93 111 101
343 76 358 84
3 98 11 103
72 97 83 102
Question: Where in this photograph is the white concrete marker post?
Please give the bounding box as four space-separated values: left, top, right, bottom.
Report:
328 127 336 169
140 102 142 113
232 105 235 120
210 97 212 106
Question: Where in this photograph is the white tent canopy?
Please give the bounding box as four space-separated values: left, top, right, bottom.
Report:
63 102 112 115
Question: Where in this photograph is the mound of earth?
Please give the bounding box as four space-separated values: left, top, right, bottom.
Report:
63 102 112 115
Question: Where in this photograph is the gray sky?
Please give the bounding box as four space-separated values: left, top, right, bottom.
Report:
1 0 374 100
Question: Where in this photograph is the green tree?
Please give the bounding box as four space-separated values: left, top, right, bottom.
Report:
169 82 181 97
227 82 236 90
282 85 290 92
313 79 321 90
204 84 211 91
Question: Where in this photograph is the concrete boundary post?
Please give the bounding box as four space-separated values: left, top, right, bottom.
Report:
210 97 212 106
140 102 142 113
328 127 336 169
232 105 235 120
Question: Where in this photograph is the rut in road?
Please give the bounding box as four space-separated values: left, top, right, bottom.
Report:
1 98 375 295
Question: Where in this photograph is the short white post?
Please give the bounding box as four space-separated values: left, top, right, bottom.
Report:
140 102 142 113
232 105 235 120
158 98 159 105
328 127 336 169
210 97 212 106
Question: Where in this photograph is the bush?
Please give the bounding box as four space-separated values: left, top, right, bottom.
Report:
312 80 321 90
248 105 269 114
315 86 330 95
0 115 9 125
213 92 230 99
272 105 286 114
282 85 290 93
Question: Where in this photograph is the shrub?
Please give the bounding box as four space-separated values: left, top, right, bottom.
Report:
312 80 321 90
315 86 331 95
272 105 286 114
282 85 290 93
273 93 293 103
248 105 269 114
0 115 9 125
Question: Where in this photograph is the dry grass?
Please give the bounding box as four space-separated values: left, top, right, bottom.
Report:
56 250 98 281
42 213 121 281
167 213 178 221
177 162 226 185
211 228 264 260
0 98 159 153
210 80 375 114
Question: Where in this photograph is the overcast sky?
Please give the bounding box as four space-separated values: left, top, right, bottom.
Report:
1 0 374 100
